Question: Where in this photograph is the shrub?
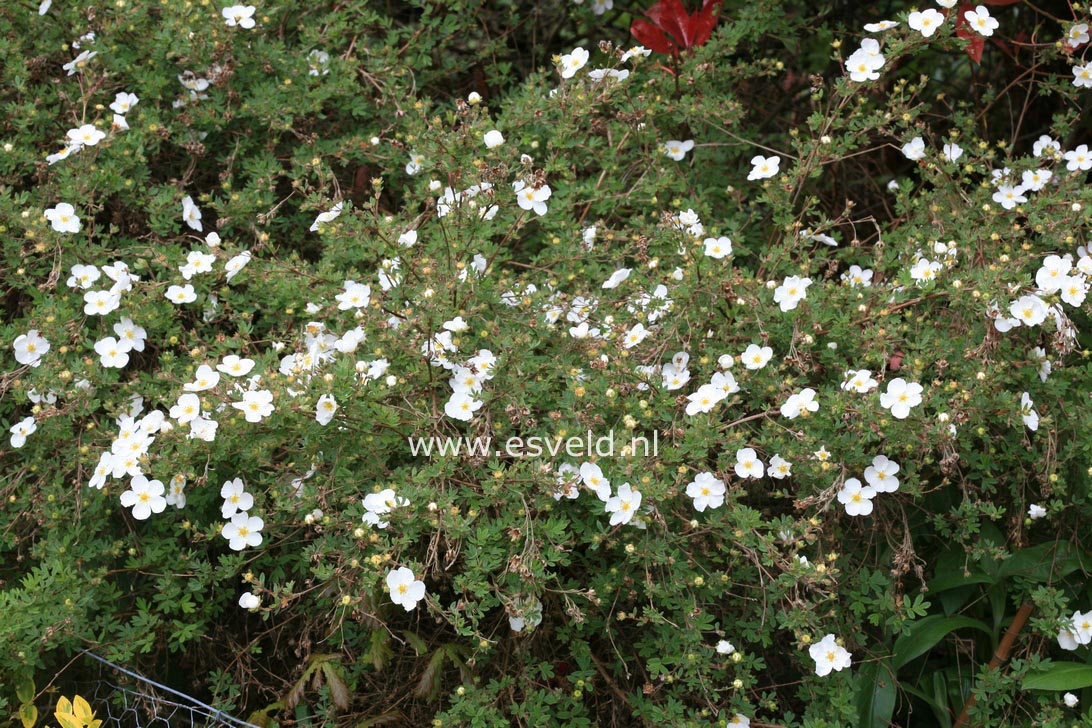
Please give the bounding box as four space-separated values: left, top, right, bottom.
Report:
3 1 1092 727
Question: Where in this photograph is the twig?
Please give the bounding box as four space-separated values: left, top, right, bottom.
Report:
952 601 1034 728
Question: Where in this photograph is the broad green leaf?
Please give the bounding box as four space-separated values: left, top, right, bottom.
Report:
900 684 951 728
856 660 896 728
1023 663 1092 691
15 679 35 706
892 615 993 670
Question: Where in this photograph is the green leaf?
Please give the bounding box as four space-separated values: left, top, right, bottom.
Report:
900 683 951 728
1023 663 1092 691
15 679 34 706
998 541 1077 582
855 660 896 728
892 615 993 670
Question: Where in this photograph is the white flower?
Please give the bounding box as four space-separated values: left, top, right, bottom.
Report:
580 462 612 501
605 483 642 525
232 389 275 422
165 284 197 305
94 337 130 368
44 202 80 233
942 142 963 162
841 369 878 393
1072 62 1092 89
220 478 254 518
864 455 900 492
181 195 203 232
110 92 139 115
1020 392 1039 432
684 383 726 416
734 448 764 479
10 416 37 448
703 236 732 259
773 275 812 312
663 139 695 161
602 268 631 289
809 634 852 676
316 394 338 425
741 344 773 370
66 263 101 289
964 6 999 37
225 251 251 281
621 45 651 62
309 202 343 232
1060 275 1088 307
992 184 1027 210
386 567 427 611
686 472 726 512
864 20 899 32
222 4 256 29
336 279 371 310
362 488 409 529
747 155 780 180
222 512 264 550
901 136 926 160
444 391 483 421
509 595 544 632
513 180 552 216
1068 23 1090 48
13 330 49 367
838 477 876 516
846 39 885 82
184 364 221 392
716 639 736 655
768 454 792 479
1064 692 1079 708
782 388 819 419
907 9 945 38
622 322 649 349
307 49 330 76
169 393 202 424
405 151 425 175
84 290 121 316
239 592 260 609
113 318 147 352
217 354 256 377
1034 135 1061 158
1010 294 1048 327
1027 504 1047 520
180 249 216 279
558 47 590 78
119 475 167 520
483 129 505 148
879 378 924 419
910 258 943 283
88 453 113 489
1021 168 1052 192
1064 145 1092 172
62 50 97 76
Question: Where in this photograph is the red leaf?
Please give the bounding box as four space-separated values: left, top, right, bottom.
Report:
631 0 722 55
690 0 722 48
954 4 985 64
644 0 690 50
630 18 678 55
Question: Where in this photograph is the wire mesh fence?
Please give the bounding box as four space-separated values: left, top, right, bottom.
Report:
75 652 260 728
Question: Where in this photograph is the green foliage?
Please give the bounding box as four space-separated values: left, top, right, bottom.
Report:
2 0 1092 727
